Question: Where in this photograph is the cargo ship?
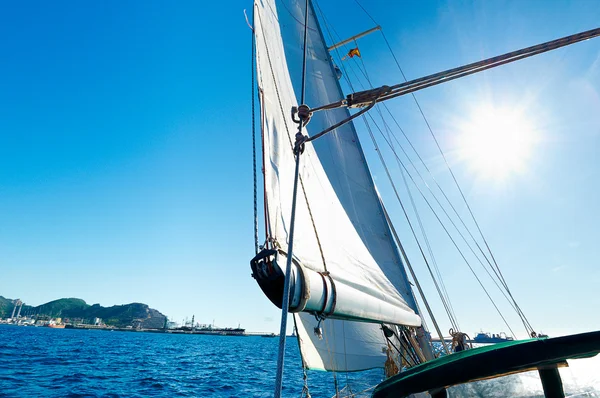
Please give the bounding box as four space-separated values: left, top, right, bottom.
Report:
473 331 513 344
171 324 246 336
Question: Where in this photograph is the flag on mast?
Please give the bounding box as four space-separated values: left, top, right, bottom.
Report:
342 47 361 60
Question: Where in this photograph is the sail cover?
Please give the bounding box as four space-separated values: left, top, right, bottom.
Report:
254 0 420 371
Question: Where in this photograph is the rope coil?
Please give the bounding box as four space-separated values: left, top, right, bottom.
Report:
450 328 472 352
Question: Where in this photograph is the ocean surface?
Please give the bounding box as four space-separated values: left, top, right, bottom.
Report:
0 325 598 397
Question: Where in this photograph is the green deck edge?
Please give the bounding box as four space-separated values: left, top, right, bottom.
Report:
373 330 600 398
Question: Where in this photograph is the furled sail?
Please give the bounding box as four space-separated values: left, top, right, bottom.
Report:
253 0 420 371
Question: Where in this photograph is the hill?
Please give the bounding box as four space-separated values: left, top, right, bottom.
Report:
0 296 166 328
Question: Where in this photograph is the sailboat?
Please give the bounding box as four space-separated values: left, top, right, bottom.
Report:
248 0 600 396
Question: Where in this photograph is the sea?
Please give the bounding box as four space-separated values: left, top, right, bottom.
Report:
0 325 598 397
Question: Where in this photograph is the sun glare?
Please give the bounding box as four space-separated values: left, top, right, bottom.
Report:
457 106 538 182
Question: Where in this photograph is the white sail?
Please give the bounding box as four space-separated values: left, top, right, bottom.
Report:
277 0 417 308
254 0 420 371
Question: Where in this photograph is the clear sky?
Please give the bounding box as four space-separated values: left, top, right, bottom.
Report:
1 1 599 336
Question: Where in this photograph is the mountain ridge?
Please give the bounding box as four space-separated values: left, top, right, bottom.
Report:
0 296 166 329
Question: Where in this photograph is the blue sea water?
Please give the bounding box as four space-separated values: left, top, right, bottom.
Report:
0 325 380 397
1 325 598 397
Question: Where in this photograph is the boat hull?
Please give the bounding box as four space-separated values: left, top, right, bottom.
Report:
373 330 600 397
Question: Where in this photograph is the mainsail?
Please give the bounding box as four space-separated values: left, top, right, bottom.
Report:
253 0 421 371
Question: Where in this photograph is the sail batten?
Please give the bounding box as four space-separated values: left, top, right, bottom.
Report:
253 0 419 371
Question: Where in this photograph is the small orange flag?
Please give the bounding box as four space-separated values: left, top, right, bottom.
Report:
347 47 361 58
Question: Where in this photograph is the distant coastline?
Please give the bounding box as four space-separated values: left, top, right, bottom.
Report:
0 295 280 337
0 295 166 329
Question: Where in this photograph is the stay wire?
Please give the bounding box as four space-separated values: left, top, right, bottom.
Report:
381 103 507 288
345 32 460 332
371 108 519 325
347 23 498 328
367 114 517 338
317 5 453 327
353 0 501 269
319 0 522 342
380 113 533 333
318 3 460 337
353 0 533 335
385 122 460 332
362 115 451 351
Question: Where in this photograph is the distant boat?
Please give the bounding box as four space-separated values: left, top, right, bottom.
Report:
473 331 513 344
45 324 66 329
261 333 277 338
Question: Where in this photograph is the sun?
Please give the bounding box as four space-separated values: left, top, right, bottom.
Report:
457 105 538 182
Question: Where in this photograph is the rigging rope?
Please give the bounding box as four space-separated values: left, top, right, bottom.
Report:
363 114 449 353
259 89 272 247
316 0 450 335
382 325 417 368
370 119 517 338
352 0 535 336
372 112 522 317
379 104 508 314
316 0 454 355
373 106 459 327
251 11 259 255
292 316 312 398
394 149 460 332
319 11 461 336
320 322 340 397
334 12 515 336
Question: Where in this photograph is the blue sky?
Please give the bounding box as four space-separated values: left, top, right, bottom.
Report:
1 1 599 336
